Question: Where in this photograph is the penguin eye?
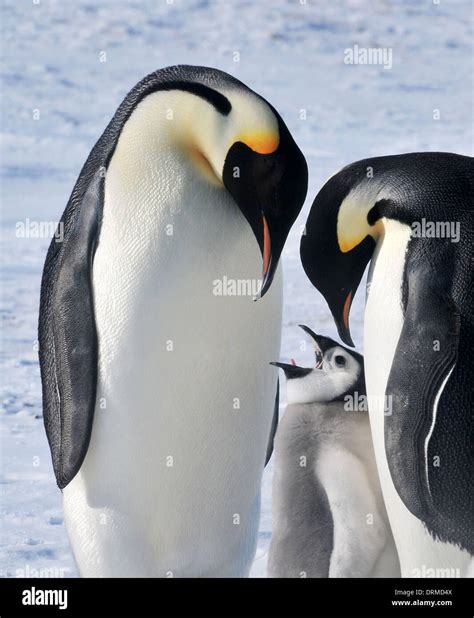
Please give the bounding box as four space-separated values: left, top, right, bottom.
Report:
334 355 346 368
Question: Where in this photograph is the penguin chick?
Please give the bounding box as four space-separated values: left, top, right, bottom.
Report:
268 325 400 578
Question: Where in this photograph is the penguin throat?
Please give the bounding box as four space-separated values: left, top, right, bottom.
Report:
187 145 223 187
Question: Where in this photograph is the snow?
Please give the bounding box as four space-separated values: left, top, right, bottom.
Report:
1 0 472 578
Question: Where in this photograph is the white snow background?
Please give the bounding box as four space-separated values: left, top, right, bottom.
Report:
1 0 472 578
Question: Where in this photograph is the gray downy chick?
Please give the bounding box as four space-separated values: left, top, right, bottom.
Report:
268 325 400 578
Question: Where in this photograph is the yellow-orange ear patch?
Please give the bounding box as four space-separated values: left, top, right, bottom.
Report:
338 218 384 253
338 235 360 254
237 131 279 154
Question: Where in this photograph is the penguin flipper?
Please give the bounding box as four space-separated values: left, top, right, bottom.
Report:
384 262 473 551
265 379 279 466
39 170 102 489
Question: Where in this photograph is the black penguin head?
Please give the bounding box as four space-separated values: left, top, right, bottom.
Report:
299 152 471 346
223 112 308 297
300 163 385 346
271 325 365 405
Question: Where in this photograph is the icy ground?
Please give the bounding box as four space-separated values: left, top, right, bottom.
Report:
1 0 472 578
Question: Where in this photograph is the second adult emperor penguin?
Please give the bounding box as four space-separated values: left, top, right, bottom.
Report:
300 152 473 576
268 326 399 578
39 65 308 577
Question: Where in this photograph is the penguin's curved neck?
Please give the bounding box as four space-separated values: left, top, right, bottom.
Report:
286 371 362 406
337 153 467 249
112 89 230 190
337 171 413 254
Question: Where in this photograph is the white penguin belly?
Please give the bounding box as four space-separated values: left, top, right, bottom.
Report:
63 147 282 577
364 219 470 577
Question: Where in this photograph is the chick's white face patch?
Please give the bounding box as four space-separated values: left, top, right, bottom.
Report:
286 346 361 405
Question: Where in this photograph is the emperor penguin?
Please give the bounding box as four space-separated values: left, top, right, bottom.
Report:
38 65 308 577
300 152 473 577
268 325 400 578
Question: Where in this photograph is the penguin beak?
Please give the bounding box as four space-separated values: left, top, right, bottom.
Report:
301 241 374 348
319 289 356 349
222 118 308 300
270 361 312 380
261 215 272 289
258 214 287 298
300 187 376 347
299 325 338 368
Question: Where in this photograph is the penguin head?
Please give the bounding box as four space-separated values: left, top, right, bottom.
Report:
271 325 365 405
218 90 308 297
136 67 308 297
299 159 394 346
299 152 473 345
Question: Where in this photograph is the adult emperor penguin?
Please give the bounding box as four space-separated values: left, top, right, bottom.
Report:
268 326 400 578
39 65 308 577
300 152 473 577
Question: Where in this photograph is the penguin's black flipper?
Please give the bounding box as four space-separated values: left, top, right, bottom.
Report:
265 379 279 466
385 260 473 552
39 169 103 489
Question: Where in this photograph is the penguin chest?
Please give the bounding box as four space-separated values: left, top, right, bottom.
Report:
364 219 411 441
363 220 418 562
67 161 282 573
363 220 470 573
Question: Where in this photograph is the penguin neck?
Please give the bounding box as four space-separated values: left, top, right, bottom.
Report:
99 87 266 329
337 172 411 252
110 89 229 190
285 371 361 405
103 126 258 294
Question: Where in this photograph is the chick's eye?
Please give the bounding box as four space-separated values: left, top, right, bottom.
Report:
334 355 346 367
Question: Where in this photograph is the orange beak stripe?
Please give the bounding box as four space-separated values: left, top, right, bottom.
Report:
343 290 353 332
262 215 271 277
